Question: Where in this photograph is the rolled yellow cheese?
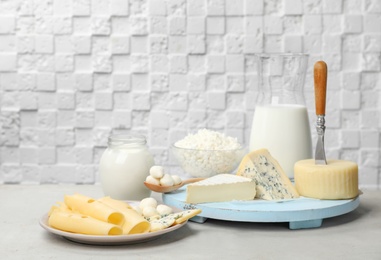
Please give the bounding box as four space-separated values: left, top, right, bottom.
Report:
49 210 122 235
48 202 71 216
64 194 125 226
98 197 151 235
294 159 359 200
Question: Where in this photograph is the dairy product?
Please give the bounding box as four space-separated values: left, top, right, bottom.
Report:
186 174 256 204
64 194 125 226
49 211 123 235
99 196 150 234
294 159 359 199
150 217 176 232
175 129 241 150
250 104 312 179
149 209 202 231
146 165 182 187
48 194 202 235
146 165 182 186
163 209 203 224
236 149 299 200
172 209 202 224
156 204 173 216
173 129 244 178
100 135 154 200
139 197 158 210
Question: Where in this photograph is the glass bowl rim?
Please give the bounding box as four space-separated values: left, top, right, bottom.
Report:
171 143 245 152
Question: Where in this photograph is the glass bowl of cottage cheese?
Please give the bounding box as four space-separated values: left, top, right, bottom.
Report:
171 129 246 178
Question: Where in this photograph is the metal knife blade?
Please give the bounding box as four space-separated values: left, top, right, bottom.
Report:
315 127 327 165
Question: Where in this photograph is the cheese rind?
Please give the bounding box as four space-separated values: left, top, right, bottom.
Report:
186 174 256 204
294 159 359 199
236 149 299 200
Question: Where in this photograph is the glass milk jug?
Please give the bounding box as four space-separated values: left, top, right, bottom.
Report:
249 54 312 179
100 134 154 200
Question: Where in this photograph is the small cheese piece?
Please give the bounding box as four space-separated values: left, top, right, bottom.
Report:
236 149 299 200
98 196 150 235
186 174 256 204
150 165 165 179
159 174 175 186
171 175 182 185
171 209 202 224
142 206 159 218
153 209 202 227
294 159 359 200
149 217 176 232
156 204 173 216
139 197 158 210
145 175 160 186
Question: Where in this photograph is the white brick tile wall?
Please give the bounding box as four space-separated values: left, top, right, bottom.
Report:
0 0 379 189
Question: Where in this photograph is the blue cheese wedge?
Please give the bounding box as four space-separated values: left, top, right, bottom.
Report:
170 209 202 224
149 217 175 232
149 209 202 231
186 174 256 204
236 149 299 200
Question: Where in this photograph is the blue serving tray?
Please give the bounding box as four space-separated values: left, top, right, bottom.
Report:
162 186 360 229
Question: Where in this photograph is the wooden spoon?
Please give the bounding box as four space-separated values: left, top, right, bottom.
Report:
144 178 205 193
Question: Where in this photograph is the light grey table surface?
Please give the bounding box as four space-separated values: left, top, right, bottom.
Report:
0 185 380 260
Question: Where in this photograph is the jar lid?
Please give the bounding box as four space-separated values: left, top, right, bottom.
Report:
108 134 146 146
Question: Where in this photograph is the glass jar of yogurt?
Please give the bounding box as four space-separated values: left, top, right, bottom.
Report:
99 134 154 200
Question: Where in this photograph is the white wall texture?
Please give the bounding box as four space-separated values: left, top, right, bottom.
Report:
0 0 380 189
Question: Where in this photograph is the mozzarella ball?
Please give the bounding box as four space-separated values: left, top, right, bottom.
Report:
159 174 175 186
171 175 182 185
145 175 160 185
156 204 173 216
139 197 157 210
150 165 165 179
142 206 159 218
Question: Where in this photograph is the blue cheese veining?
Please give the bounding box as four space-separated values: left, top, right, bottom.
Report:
236 149 299 200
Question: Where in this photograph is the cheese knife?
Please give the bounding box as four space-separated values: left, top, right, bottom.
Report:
314 61 328 165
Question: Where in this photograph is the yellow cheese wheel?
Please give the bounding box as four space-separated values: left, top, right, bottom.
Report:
294 159 359 200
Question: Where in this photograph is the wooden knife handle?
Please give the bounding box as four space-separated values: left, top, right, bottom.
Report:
314 61 327 115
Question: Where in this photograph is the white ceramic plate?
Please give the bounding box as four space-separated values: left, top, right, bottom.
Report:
40 204 187 245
